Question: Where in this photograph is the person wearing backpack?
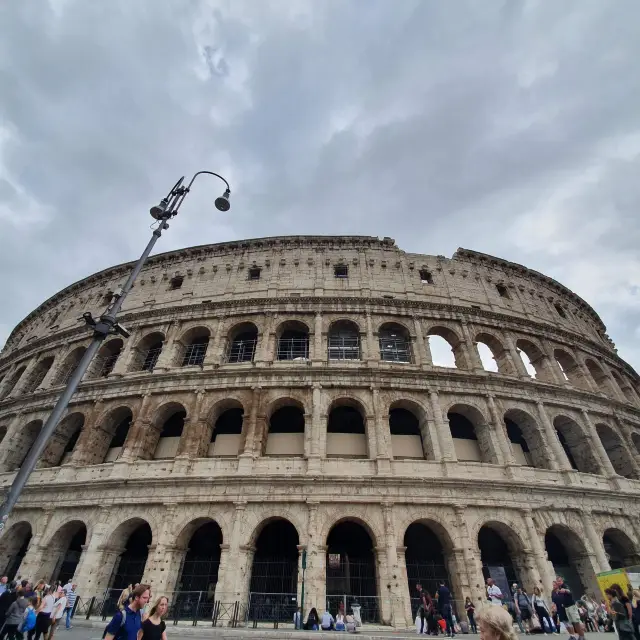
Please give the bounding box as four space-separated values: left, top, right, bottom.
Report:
1 588 27 640
22 597 38 640
104 584 151 640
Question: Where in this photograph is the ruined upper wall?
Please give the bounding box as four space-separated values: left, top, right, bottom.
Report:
1 235 611 358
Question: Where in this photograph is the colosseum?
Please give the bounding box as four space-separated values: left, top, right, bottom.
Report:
0 235 639 627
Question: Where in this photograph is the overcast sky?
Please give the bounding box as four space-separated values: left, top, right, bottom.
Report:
1 0 638 371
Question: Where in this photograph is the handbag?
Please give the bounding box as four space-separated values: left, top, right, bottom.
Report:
617 617 634 633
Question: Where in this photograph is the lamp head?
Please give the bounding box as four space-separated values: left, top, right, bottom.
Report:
215 189 231 212
150 198 169 220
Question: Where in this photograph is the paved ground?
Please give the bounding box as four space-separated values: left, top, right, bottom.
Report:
58 624 618 640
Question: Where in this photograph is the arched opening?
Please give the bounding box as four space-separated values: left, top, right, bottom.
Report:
545 526 592 595
226 323 258 363
0 522 32 580
180 327 210 367
327 402 367 458
22 357 54 393
503 409 549 469
110 521 152 589
276 321 309 361
130 332 164 372
54 347 87 385
174 520 223 619
379 323 412 363
515 340 550 380
404 522 451 618
266 404 305 456
249 519 299 622
448 404 494 463
49 521 88 585
476 333 514 375
328 320 361 361
41 412 85 467
596 423 636 478
105 411 133 463
0 425 7 446
326 520 379 623
554 349 588 389
585 359 610 394
553 415 601 474
0 366 26 399
611 371 636 404
91 339 123 378
633 433 640 457
389 407 423 459
9 420 43 471
427 327 463 368
153 406 186 459
478 524 523 601
209 407 243 457
603 529 640 568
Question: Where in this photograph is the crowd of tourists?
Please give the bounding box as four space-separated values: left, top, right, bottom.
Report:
0 576 77 640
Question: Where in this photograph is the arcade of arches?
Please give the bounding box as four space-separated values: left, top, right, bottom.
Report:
3 504 639 628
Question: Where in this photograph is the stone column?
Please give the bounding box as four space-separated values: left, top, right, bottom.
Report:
381 503 407 627
303 502 324 614
429 390 456 462
237 545 256 614
0 413 24 472
397 546 413 626
365 313 378 365
307 384 323 473
522 509 554 592
460 320 484 372
176 391 207 459
215 502 247 603
577 361 599 393
504 335 530 379
255 312 275 365
486 394 513 468
118 394 155 463
371 386 389 471
540 343 566 385
8 358 40 398
453 506 485 604
612 416 640 478
374 546 392 624
204 318 225 366
412 317 431 367
239 387 262 473
581 409 617 478
153 322 181 372
535 401 571 473
214 543 231 603
108 331 139 377
581 511 610 573
313 312 323 364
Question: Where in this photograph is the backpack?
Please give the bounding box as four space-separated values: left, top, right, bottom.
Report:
24 608 37 631
102 608 127 639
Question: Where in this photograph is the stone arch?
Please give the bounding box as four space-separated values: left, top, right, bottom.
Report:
53 346 86 385
585 358 611 395
4 419 43 471
475 332 514 375
388 399 427 459
88 338 124 379
554 349 589 389
515 338 553 382
544 523 595 595
0 521 33 580
0 423 8 446
265 398 305 457
74 405 135 466
552 414 601 474
328 319 361 361
152 401 187 460
595 423 637 478
426 325 465 369
503 408 550 469
610 370 637 404
632 432 640 456
22 356 55 393
275 319 310 360
207 398 245 458
603 528 640 568
225 321 259 363
129 330 165 372
379 321 413 363
0 365 27 399
40 519 88 584
176 325 211 367
327 397 369 458
40 411 85 467
320 513 382 551
447 402 496 463
106 517 154 590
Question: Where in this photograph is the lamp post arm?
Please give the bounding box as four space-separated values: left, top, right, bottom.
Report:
172 171 231 214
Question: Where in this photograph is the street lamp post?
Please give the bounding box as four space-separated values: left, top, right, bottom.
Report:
0 171 231 531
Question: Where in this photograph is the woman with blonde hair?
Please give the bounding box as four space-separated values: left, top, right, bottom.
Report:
477 604 518 640
138 595 168 640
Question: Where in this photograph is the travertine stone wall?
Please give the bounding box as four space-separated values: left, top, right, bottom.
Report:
0 236 639 628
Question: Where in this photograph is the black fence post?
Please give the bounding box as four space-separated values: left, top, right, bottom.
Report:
232 601 239 628
192 591 202 627
211 600 219 627
85 596 96 620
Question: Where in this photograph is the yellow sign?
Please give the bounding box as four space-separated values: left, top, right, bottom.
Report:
596 569 630 601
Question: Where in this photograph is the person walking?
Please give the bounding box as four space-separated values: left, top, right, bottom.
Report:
437 580 455 638
33 585 55 640
104 584 150 640
464 597 477 634
531 586 555 634
631 589 640 640
1 588 27 640
514 586 533 634
63 583 77 630
606 584 635 640
22 596 38 640
551 578 582 640
416 583 430 635
140 596 168 640
47 588 67 640
486 578 504 606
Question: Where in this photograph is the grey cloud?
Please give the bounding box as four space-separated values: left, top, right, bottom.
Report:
0 0 638 370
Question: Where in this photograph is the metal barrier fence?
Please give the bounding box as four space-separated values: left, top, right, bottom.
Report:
247 592 297 626
326 594 380 624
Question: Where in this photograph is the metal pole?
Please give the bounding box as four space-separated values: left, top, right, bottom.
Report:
0 219 169 528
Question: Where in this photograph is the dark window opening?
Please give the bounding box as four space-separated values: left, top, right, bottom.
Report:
448 412 478 440
248 267 261 281
389 408 421 436
178 522 223 593
103 291 114 306
170 276 184 290
227 330 258 363
96 341 123 378
111 524 152 589
505 418 529 452
479 527 519 589
545 530 585 595
160 411 186 438
109 417 132 448
556 429 579 470
212 408 243 442
269 406 305 434
277 330 309 360
379 327 412 363
419 269 433 284
328 323 360 360
182 336 209 366
334 264 348 278
56 526 87 586
141 341 163 372
496 284 510 299
328 406 365 434
63 429 82 456
555 304 567 318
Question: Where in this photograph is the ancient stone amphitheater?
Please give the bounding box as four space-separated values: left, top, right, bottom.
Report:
0 235 639 627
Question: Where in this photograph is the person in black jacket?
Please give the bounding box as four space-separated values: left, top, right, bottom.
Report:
0 582 18 631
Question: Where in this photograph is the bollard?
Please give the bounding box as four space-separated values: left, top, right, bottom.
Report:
86 596 96 620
